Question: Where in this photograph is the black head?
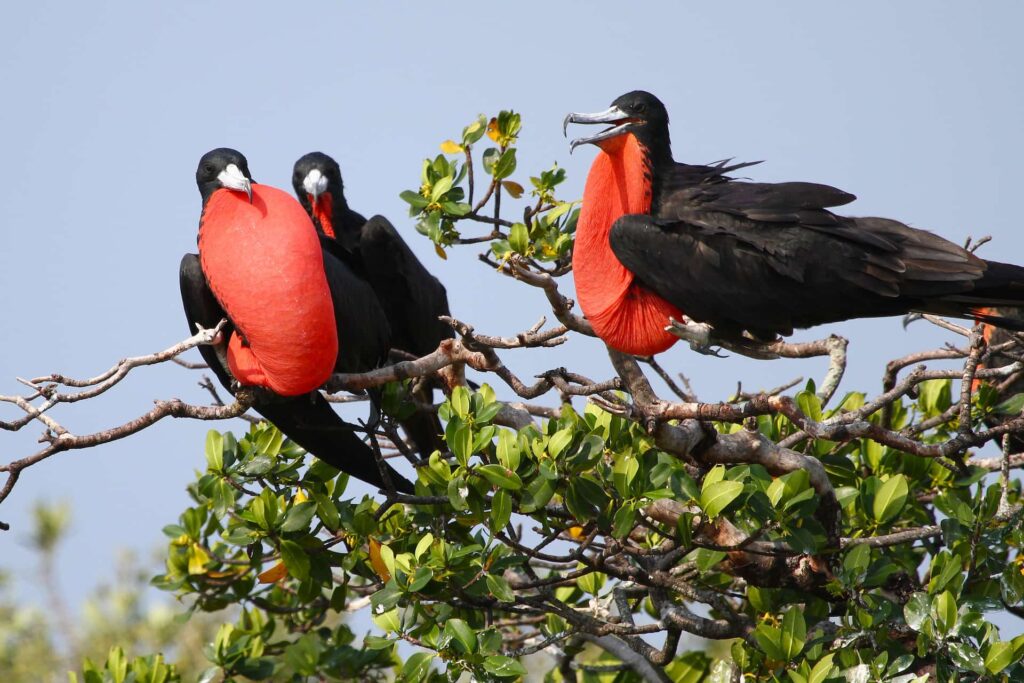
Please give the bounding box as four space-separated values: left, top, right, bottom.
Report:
292 151 345 211
196 148 253 204
564 90 671 157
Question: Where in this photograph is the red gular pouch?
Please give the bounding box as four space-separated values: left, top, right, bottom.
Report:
199 183 339 396
573 133 682 356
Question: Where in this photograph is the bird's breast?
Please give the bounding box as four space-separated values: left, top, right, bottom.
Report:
199 185 339 396
573 135 678 354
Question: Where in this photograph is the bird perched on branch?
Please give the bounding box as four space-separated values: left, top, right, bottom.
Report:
564 90 1024 357
292 152 452 456
179 148 413 493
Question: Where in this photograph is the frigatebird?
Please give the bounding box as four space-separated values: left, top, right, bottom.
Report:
180 148 414 493
292 152 452 455
564 91 1024 357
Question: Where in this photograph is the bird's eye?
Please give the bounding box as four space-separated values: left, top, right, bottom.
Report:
634 102 646 113
203 163 215 174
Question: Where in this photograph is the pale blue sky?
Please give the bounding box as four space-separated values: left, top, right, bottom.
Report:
1 0 1022 638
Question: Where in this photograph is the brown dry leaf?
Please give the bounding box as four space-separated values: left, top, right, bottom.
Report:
257 561 288 584
501 180 524 198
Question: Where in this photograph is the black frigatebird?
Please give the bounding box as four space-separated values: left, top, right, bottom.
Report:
180 148 414 493
292 152 452 456
564 90 1024 356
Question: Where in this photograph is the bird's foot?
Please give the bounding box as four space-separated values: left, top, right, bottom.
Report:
902 312 924 330
194 322 225 346
666 317 786 361
665 317 727 357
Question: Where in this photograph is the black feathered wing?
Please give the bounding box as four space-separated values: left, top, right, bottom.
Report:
611 169 1024 339
358 216 454 356
359 216 451 456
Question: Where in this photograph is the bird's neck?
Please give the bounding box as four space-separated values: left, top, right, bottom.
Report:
573 134 653 315
311 193 363 244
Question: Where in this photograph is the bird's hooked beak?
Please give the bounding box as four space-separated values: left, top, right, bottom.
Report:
563 105 635 153
218 163 253 203
302 168 329 202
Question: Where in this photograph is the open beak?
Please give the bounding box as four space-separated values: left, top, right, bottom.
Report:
302 169 329 202
563 105 635 153
218 163 253 203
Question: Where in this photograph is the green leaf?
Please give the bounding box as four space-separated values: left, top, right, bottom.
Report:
463 116 487 145
477 464 522 490
482 655 527 678
994 392 1024 415
451 386 471 418
486 573 515 602
700 480 744 518
106 647 127 683
872 474 908 523
702 465 726 490
414 532 434 560
279 540 310 581
492 148 517 180
843 543 871 580
241 454 274 476
903 592 930 631
482 147 500 175
753 624 785 661
796 390 822 422
407 566 432 592
547 427 574 458
948 641 985 675
779 607 806 661
400 189 430 210
491 489 512 530
372 607 401 633
611 503 637 539
430 175 454 202
519 474 555 513
255 426 283 457
280 501 317 533
984 641 1015 674
448 423 472 467
808 653 836 683
443 618 477 654
509 222 529 254
665 651 710 683
401 652 434 681
932 590 957 635
205 430 224 471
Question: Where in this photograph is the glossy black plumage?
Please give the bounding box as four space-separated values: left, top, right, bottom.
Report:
293 153 452 454
181 149 413 494
575 91 1024 341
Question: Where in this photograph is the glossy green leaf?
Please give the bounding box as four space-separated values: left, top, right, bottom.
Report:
872 474 908 523
700 480 744 518
279 540 310 581
443 618 477 654
482 655 527 677
477 464 522 490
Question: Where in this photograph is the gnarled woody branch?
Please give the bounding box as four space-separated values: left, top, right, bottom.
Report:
604 349 843 547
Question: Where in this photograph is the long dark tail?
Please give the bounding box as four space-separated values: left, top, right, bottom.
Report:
254 393 415 494
930 260 1024 331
